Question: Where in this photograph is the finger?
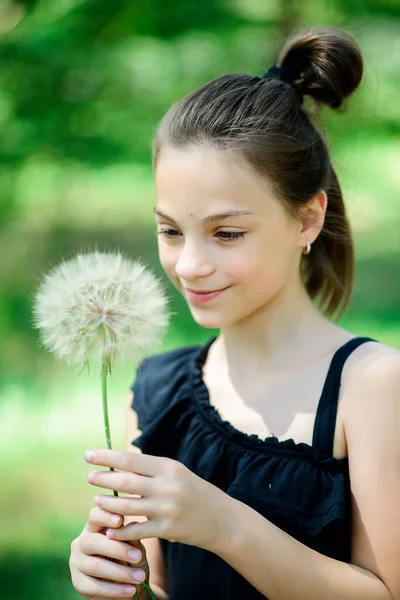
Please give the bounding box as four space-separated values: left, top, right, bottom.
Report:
80 552 146 586
83 507 124 534
88 471 154 497
82 513 147 565
84 449 168 477
74 570 138 598
106 519 165 542
79 530 146 564
94 494 156 518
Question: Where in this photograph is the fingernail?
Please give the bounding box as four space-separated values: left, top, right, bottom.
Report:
85 451 96 462
132 570 145 583
110 515 120 524
128 548 142 561
123 585 136 596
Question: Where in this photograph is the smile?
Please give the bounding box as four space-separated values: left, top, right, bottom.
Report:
185 287 229 303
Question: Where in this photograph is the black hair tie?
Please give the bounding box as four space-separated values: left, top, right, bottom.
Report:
261 65 296 85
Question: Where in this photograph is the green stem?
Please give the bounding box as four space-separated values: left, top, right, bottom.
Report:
101 357 118 496
141 581 158 599
101 358 157 600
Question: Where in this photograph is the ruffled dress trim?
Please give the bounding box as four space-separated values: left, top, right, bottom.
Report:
188 335 350 470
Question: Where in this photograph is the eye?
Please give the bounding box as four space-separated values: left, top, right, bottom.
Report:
156 228 180 239
217 231 245 242
156 229 246 243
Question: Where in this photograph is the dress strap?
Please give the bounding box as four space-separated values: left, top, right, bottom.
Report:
312 336 377 456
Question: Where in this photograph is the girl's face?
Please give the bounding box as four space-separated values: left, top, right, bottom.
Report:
154 145 303 329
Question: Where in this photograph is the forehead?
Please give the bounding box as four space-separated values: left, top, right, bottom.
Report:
154 146 279 215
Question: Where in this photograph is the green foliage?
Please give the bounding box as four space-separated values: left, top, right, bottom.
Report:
1 1 400 597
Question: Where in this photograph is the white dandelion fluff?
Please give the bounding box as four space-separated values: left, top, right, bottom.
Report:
32 249 172 374
32 249 169 600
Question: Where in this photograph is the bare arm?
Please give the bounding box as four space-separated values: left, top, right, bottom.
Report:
125 390 169 598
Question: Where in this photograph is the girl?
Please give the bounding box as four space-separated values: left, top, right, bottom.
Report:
69 26 400 600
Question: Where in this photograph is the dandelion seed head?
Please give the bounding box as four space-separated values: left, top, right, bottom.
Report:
32 250 172 373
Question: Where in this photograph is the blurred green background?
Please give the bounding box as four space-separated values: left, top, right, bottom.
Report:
0 0 399 598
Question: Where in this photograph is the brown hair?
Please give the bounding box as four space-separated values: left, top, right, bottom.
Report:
152 26 364 321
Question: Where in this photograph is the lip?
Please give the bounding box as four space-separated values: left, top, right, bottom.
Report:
186 287 226 294
185 286 229 303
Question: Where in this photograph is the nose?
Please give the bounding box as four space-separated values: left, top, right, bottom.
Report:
174 239 215 280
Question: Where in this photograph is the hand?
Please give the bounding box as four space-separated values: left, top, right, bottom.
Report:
69 503 150 598
84 449 232 552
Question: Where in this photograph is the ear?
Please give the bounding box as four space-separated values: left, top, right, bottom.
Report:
299 189 328 244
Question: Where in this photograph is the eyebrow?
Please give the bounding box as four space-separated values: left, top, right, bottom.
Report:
153 207 254 224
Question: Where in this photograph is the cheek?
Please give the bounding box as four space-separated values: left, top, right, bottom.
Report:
226 253 255 279
158 245 172 269
236 233 292 289
158 245 180 281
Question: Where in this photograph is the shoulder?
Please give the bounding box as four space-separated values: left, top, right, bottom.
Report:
343 339 400 395
140 342 200 373
342 339 400 446
129 341 202 430
132 341 201 392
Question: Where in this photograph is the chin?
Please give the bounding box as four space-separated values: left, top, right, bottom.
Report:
188 309 236 329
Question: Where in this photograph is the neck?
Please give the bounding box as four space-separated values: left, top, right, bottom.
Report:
213 273 347 379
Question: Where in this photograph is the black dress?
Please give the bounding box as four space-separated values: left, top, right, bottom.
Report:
130 335 377 600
